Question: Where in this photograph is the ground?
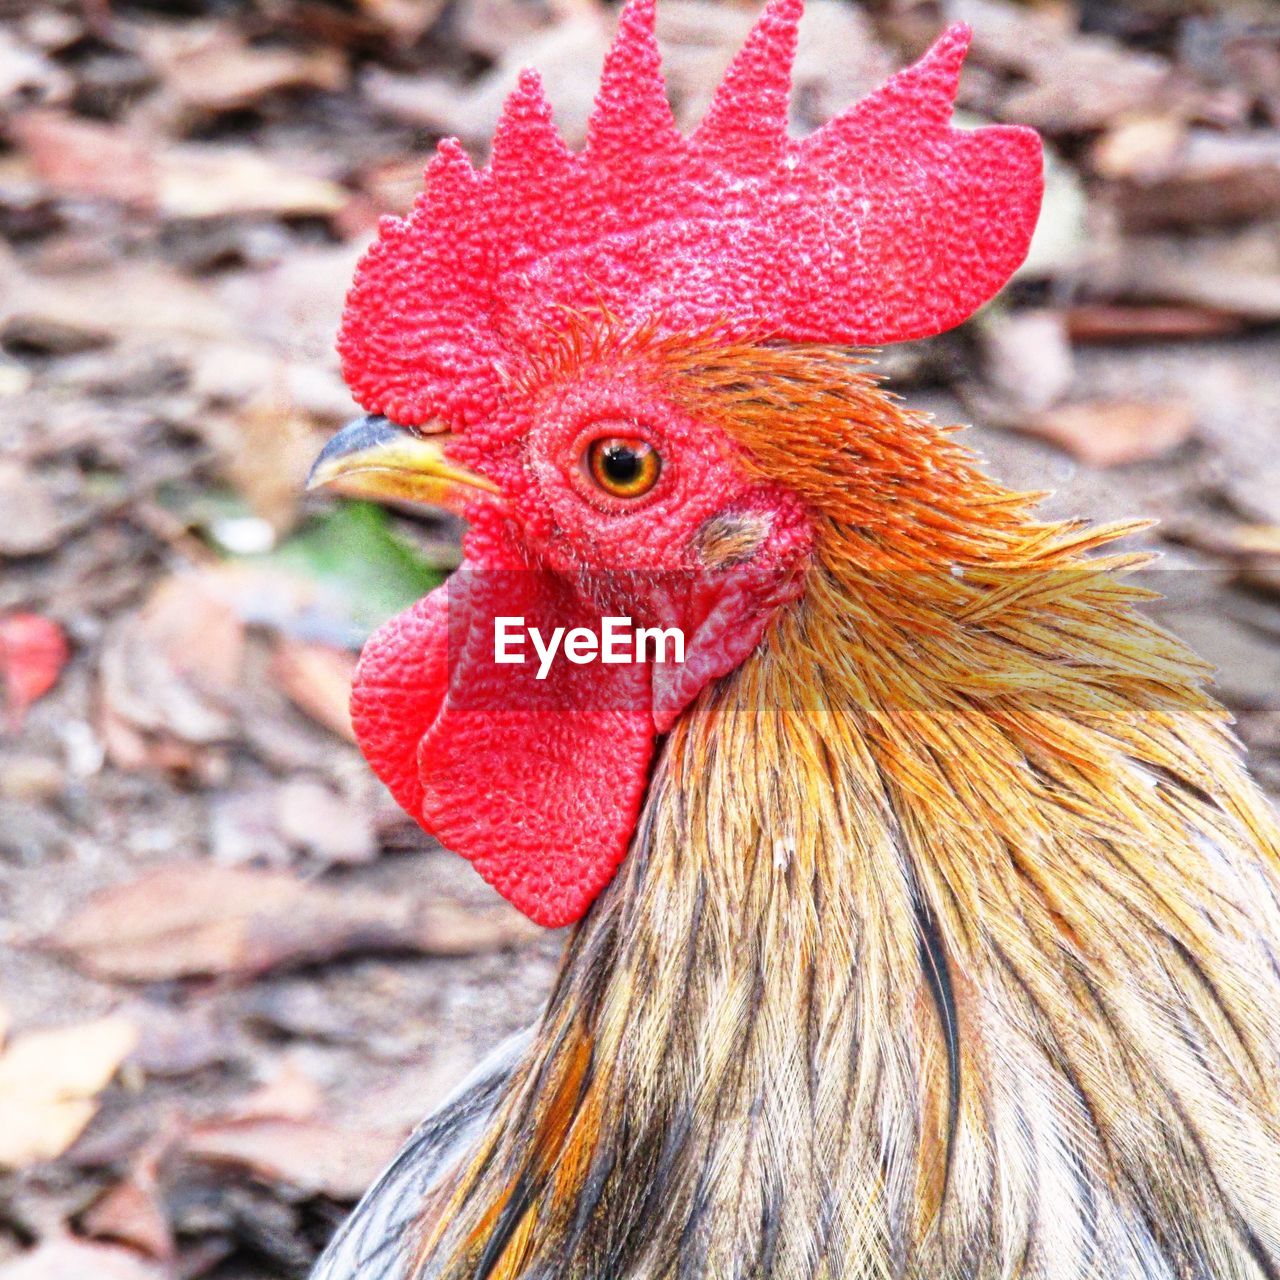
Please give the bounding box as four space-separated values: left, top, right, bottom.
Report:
1 0 1279 1276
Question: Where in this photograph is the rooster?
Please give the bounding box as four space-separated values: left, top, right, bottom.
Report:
307 2 1280 1277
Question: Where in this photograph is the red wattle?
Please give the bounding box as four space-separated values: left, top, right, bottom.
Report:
350 566 655 927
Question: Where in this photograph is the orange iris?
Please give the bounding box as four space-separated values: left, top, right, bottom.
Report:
585 436 662 499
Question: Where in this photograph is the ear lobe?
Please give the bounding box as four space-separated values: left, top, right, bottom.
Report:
652 496 809 730
650 563 792 733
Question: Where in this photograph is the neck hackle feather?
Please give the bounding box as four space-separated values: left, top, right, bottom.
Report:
399 342 1280 1280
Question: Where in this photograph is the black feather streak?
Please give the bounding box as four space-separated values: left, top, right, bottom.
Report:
914 895 961 1202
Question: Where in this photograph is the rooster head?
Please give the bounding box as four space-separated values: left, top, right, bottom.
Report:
309 0 1043 927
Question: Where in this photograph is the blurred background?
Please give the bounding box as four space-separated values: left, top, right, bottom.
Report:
1 0 1280 1275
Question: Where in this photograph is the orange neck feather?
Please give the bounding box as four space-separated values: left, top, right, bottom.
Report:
413 342 1280 1280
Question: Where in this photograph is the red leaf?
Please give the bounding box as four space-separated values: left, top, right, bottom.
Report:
0 613 69 730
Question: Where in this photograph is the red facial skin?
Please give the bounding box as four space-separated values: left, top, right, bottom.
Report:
351 352 811 927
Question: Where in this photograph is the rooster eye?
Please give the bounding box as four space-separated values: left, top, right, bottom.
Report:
585 436 662 499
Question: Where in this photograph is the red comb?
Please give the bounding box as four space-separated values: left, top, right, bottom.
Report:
339 0 1043 428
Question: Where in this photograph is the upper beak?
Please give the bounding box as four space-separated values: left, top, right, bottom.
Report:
307 414 500 516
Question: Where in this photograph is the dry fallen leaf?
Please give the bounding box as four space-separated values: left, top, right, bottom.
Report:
362 17 609 149
9 110 156 208
98 573 245 769
1066 304 1243 343
139 23 346 116
356 0 448 44
0 1240 165 1280
1084 223 1280 323
1229 526 1280 557
11 109 348 222
81 1174 174 1262
166 1058 401 1198
1 257 236 352
452 0 557 60
979 309 1074 417
156 145 348 221
42 863 536 981
277 779 377 865
179 1063 396 1199
959 0 1181 133
229 1059 326 1122
1022 399 1196 467
213 392 318 535
0 463 70 557
0 1017 138 1170
184 1115 405 1201
1089 113 1185 182
0 612 69 730
1112 131 1280 233
271 639 358 741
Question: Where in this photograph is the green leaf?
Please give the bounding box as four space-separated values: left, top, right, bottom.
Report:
254 502 445 635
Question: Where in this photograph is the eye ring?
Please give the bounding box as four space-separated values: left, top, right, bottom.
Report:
584 436 662 499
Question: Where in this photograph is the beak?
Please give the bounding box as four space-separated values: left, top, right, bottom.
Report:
307 414 500 516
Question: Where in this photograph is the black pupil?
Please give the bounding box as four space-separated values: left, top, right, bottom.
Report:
603 444 642 484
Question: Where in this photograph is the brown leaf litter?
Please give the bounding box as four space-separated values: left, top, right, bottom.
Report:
39 862 536 981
